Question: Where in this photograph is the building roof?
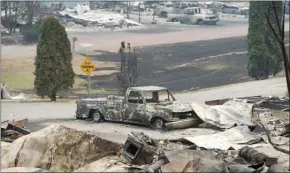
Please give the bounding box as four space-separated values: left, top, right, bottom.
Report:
129 86 168 92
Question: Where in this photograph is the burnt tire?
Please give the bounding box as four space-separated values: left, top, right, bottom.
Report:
171 18 178 22
196 19 204 25
152 118 165 130
91 110 102 122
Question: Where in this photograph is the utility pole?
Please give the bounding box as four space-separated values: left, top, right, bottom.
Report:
127 1 130 19
138 0 141 22
85 47 91 98
72 37 77 55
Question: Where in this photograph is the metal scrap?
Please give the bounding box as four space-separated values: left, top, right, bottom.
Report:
280 123 290 137
161 157 226 172
205 96 290 112
165 118 202 130
122 132 157 165
1 118 31 143
238 146 278 167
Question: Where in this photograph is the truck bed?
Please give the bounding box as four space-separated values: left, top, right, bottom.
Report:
76 95 124 104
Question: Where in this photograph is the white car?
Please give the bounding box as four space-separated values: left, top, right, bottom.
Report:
167 7 219 25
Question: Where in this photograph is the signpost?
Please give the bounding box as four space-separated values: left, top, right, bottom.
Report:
80 58 95 98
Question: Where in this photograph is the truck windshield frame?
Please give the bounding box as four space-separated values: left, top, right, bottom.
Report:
141 89 176 104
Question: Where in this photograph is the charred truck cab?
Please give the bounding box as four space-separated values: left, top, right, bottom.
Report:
76 86 199 129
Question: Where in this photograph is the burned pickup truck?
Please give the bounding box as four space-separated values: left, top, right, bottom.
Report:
76 86 200 129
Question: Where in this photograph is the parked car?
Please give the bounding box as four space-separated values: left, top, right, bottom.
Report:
167 7 219 25
75 86 198 129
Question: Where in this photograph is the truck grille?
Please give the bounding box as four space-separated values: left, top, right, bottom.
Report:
173 111 193 119
77 104 86 113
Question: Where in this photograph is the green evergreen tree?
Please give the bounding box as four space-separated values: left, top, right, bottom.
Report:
265 1 283 76
34 17 75 101
247 1 268 80
247 1 284 79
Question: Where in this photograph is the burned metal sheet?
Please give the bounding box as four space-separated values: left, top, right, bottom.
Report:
165 118 202 130
1 119 31 143
190 100 254 129
8 118 28 127
181 125 263 150
161 157 226 172
164 149 217 163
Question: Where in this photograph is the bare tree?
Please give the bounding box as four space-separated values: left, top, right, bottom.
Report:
261 1 290 155
117 41 138 95
2 1 8 21
25 1 39 27
13 2 20 33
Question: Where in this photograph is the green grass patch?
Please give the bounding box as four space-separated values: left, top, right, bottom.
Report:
2 55 118 95
2 72 34 90
200 63 230 71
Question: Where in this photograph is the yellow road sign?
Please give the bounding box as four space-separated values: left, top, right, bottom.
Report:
80 58 95 75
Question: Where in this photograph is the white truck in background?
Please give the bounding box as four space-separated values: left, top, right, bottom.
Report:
167 7 220 25
154 1 200 18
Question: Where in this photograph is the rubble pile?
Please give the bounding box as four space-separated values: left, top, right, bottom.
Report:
1 119 31 143
57 3 143 31
1 123 289 172
118 130 288 173
1 95 289 172
1 125 123 172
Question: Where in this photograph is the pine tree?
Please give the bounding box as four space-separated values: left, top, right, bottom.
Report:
247 1 268 80
247 1 284 80
265 1 283 76
34 17 75 101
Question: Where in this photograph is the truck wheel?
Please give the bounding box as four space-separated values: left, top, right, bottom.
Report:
197 19 204 25
171 18 178 22
152 118 165 129
91 111 102 122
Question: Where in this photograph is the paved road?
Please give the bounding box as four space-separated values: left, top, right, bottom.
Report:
2 18 250 59
1 77 286 142
2 77 286 121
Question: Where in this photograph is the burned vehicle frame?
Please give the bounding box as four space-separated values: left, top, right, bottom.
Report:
75 86 198 129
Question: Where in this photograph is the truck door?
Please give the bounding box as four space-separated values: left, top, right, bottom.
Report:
179 9 187 22
187 8 195 24
122 91 146 124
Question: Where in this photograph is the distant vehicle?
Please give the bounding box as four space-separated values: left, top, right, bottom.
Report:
167 7 219 25
75 86 197 129
222 5 240 14
154 2 198 18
